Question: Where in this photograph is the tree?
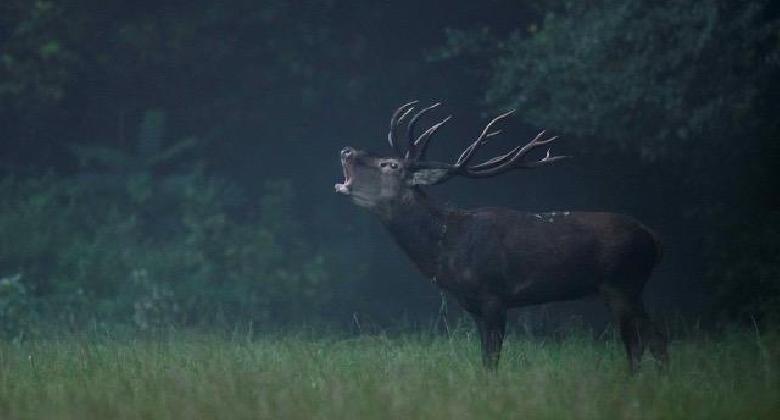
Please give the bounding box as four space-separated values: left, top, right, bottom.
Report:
443 0 777 159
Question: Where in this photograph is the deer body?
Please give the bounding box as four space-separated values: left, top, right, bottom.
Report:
383 190 659 304
336 102 667 371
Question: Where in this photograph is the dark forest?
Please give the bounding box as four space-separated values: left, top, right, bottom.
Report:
0 1 778 417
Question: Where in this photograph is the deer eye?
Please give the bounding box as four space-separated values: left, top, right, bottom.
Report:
390 162 398 169
380 162 388 168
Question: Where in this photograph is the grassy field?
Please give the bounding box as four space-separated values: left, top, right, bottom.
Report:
0 328 777 419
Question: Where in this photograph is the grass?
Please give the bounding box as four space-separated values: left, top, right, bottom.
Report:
0 328 777 419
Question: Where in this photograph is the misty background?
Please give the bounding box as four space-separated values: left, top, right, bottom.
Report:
1 0 778 336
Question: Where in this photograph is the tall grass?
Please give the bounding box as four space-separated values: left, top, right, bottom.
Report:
0 328 776 419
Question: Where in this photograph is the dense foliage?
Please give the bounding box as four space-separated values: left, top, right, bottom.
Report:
0 172 342 334
0 110 348 334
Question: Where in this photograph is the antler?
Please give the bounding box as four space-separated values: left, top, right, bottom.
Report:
412 114 452 161
405 102 442 159
454 110 514 168
387 100 452 159
454 125 568 178
386 101 567 181
387 100 418 156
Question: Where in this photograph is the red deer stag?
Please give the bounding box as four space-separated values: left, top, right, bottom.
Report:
335 101 668 371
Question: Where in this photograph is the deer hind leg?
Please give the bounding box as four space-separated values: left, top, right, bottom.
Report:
601 286 667 373
627 307 668 371
474 298 507 370
618 310 644 373
636 309 669 369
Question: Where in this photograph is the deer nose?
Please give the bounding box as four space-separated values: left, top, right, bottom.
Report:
341 147 354 158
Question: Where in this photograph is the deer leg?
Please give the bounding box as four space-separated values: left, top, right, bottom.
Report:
649 330 669 369
634 307 669 369
475 299 507 370
618 311 643 373
602 285 669 372
601 286 645 373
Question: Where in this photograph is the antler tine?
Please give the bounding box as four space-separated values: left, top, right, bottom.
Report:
465 131 568 176
387 100 418 155
405 102 441 158
469 150 569 176
470 131 556 170
469 146 522 170
412 114 452 161
398 106 416 123
455 110 515 167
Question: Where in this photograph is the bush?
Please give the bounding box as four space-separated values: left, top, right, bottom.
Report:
0 173 340 336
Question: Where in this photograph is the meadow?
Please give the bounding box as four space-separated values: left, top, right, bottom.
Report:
0 327 777 420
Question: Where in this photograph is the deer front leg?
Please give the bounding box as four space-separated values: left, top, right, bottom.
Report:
475 298 507 370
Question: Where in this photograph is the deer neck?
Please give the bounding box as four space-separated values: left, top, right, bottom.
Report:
377 187 449 278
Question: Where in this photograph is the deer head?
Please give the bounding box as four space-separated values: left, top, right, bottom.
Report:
335 101 567 208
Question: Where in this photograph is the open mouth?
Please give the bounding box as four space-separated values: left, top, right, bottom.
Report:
335 148 354 194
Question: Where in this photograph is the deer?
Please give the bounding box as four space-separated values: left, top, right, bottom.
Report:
334 101 668 372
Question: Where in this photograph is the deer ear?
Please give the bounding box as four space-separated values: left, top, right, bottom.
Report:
408 168 451 186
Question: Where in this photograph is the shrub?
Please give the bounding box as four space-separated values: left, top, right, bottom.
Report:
0 173 339 335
